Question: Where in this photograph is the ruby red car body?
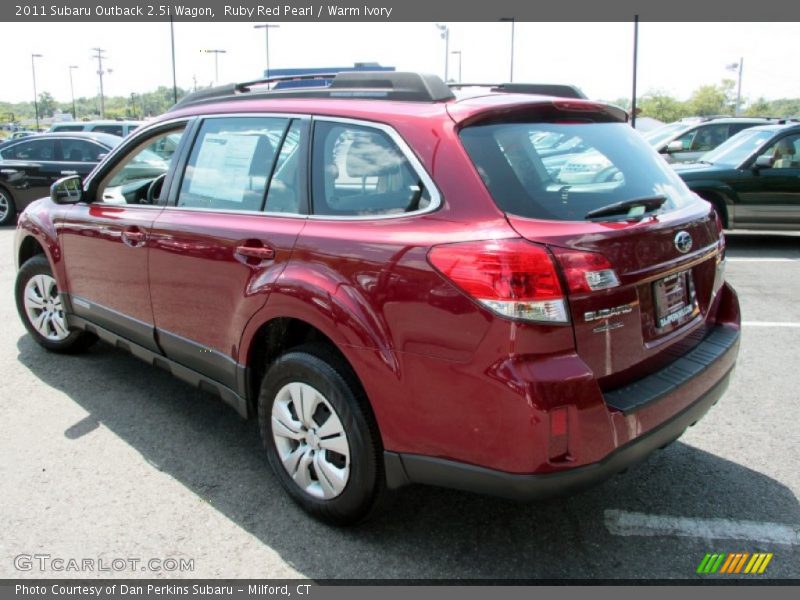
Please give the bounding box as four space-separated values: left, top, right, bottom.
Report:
14 78 741 506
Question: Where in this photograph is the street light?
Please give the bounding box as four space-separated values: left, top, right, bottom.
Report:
451 50 462 83
254 24 280 81
726 58 744 116
202 49 227 85
500 18 515 82
31 53 43 131
68 65 79 120
435 24 449 82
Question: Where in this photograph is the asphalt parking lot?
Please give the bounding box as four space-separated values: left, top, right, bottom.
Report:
0 226 798 580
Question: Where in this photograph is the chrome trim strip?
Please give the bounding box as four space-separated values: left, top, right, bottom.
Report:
84 112 442 222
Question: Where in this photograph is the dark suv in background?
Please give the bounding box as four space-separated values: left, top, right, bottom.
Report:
645 116 778 163
674 121 800 230
14 73 740 524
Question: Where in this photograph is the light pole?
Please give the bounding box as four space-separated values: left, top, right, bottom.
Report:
726 58 744 115
631 15 639 128
68 65 78 120
435 24 449 82
203 49 227 85
91 47 108 118
170 16 178 103
31 53 42 131
254 24 280 80
451 50 462 83
500 18 515 82
130 93 137 119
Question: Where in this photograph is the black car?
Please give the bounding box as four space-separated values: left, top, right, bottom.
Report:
0 132 122 225
674 122 800 230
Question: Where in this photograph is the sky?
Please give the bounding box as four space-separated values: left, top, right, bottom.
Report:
1 21 797 106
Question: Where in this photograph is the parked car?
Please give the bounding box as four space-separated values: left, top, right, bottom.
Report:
0 131 124 225
50 120 143 137
673 122 800 230
14 72 740 524
553 116 786 182
644 116 777 163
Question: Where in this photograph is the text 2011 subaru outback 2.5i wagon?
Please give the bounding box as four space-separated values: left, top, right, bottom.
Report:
14 73 740 524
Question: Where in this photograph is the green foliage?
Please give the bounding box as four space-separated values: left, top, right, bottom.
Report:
637 91 685 123
1 85 190 126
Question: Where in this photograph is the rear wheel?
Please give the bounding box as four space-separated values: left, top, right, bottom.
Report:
0 187 16 226
15 255 96 352
258 346 384 525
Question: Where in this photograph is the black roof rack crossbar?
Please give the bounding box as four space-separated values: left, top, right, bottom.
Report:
170 72 455 111
448 83 588 99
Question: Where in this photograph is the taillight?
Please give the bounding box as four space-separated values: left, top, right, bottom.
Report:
551 248 620 294
427 239 568 323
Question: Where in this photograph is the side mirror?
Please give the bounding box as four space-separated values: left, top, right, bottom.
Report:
666 140 684 153
50 175 84 204
96 153 108 161
753 155 774 170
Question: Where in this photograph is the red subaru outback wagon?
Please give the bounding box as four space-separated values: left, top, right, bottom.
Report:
14 73 740 524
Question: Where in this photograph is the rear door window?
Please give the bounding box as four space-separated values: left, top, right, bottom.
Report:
0 139 57 160
311 121 431 216
460 122 697 221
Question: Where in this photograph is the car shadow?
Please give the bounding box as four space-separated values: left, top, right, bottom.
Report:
725 232 800 259
15 335 800 580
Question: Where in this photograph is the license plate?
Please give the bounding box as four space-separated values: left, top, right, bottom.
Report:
653 270 698 329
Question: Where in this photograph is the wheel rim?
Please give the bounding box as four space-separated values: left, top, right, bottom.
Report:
0 192 9 222
23 274 69 341
271 382 351 499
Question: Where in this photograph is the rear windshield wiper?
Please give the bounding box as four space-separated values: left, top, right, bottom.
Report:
584 196 667 221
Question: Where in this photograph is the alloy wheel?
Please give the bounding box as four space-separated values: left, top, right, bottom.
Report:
23 274 69 341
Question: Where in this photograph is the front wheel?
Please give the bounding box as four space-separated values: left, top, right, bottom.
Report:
258 347 384 525
15 255 96 352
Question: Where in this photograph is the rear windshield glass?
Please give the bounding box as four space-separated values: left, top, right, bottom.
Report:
459 122 698 221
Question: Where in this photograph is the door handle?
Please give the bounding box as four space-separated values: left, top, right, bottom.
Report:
234 243 275 266
60 170 78 176
121 227 147 247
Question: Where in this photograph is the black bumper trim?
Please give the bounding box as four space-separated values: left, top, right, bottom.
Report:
384 367 733 501
604 325 740 414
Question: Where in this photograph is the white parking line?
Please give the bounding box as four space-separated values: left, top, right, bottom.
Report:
727 258 799 263
742 321 800 328
605 510 800 546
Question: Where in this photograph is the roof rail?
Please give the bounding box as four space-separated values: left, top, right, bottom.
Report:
448 83 587 99
170 72 455 111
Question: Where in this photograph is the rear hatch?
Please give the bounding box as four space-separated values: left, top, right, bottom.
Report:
455 99 725 387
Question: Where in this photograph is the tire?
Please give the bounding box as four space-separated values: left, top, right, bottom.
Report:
15 254 97 353
0 186 17 226
258 345 385 525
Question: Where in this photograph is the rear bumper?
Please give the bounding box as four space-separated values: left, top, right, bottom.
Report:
385 324 739 500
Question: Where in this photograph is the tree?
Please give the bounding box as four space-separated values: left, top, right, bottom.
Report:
637 92 686 123
687 82 732 116
37 92 57 118
745 97 771 117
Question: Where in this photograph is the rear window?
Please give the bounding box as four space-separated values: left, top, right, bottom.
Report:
459 122 698 221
